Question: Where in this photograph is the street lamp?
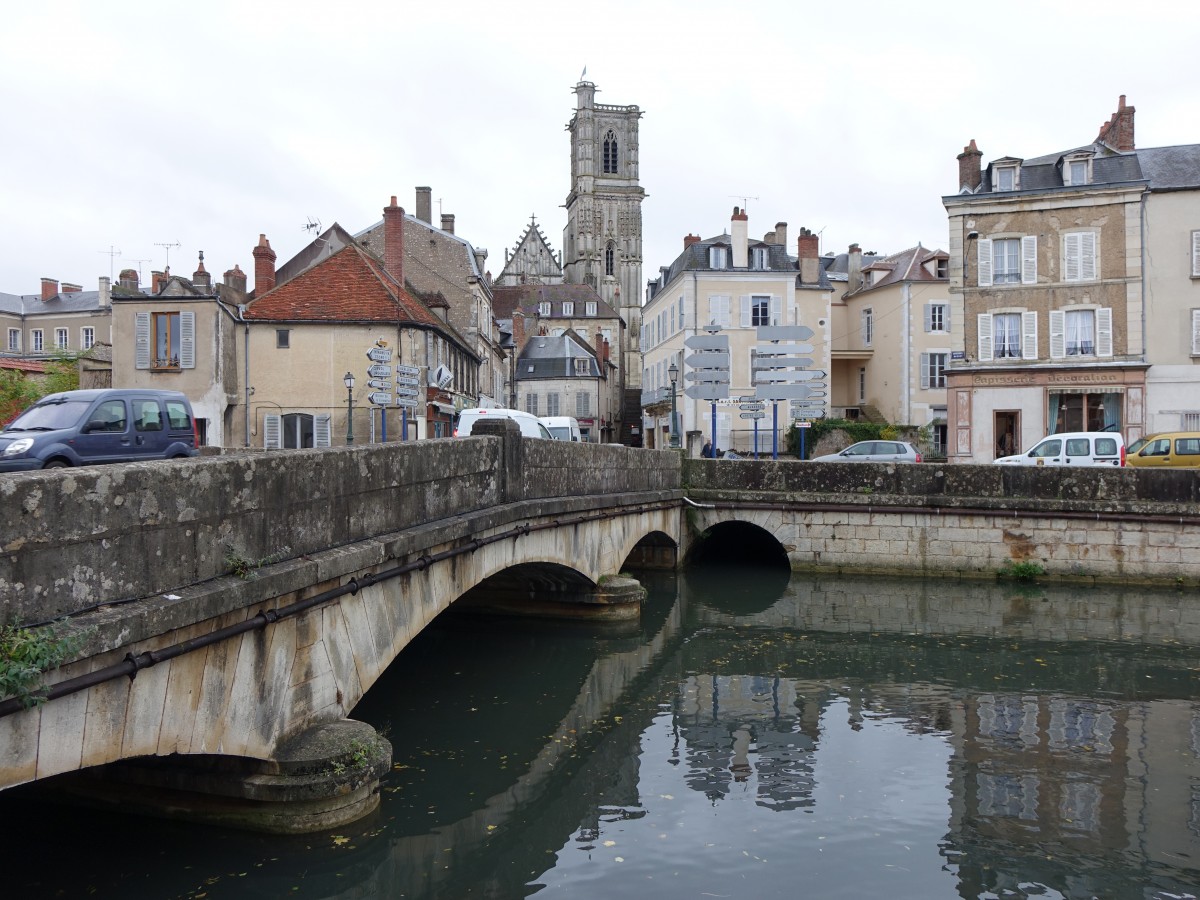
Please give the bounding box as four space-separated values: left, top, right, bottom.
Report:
668 361 680 448
344 371 355 445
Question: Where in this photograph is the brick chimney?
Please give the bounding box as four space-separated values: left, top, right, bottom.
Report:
193 251 212 292
1097 94 1135 151
118 268 139 291
684 234 702 249
797 227 820 284
61 283 82 293
848 244 864 293
224 264 247 293
441 213 456 235
253 234 277 295
151 270 166 294
512 309 528 353
41 278 59 301
98 276 111 308
383 196 405 284
731 206 749 268
957 139 983 192
416 186 432 224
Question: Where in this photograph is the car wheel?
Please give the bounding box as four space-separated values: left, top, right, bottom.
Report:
43 460 70 468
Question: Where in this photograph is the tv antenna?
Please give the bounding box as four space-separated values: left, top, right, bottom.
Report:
302 216 322 234
126 258 152 281
155 241 181 271
96 245 122 280
728 194 759 211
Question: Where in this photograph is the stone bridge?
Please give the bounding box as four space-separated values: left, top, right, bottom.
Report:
2 420 1198 831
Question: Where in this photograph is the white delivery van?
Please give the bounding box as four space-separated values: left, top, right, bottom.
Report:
454 408 553 439
994 431 1125 467
539 416 583 441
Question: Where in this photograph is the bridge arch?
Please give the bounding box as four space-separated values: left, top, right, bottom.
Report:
685 516 790 570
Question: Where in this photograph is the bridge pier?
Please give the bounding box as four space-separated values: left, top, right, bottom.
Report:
48 719 391 834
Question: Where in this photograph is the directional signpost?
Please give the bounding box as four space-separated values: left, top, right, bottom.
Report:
684 330 729 457
754 325 822 459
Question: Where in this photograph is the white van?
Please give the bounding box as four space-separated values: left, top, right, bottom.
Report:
539 416 583 442
454 408 553 439
994 431 1125 467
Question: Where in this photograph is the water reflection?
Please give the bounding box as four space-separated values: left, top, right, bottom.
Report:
1 572 1198 899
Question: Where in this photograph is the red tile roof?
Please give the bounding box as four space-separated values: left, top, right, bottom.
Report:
245 243 446 329
0 358 47 373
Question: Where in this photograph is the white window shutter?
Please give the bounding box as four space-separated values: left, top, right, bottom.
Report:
920 353 930 389
977 239 993 287
1021 311 1038 360
1064 233 1081 281
135 312 151 369
1192 232 1200 277
923 304 933 332
708 296 719 327
179 311 196 369
740 296 751 328
1192 309 1200 355
1080 232 1097 281
977 313 993 362
1021 236 1038 284
770 295 782 326
1049 310 1066 359
1096 307 1113 357
313 414 332 448
264 414 282 449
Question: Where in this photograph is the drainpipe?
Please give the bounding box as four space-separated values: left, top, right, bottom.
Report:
239 306 250 448
901 283 911 425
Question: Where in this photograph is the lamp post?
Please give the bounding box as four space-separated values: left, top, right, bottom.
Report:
344 371 355 445
668 361 680 449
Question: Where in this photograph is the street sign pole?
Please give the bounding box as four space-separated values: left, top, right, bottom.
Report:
381 408 387 442
711 402 717 457
402 407 408 441
772 402 779 459
753 416 759 459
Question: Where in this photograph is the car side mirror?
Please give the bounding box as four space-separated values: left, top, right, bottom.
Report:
82 419 105 434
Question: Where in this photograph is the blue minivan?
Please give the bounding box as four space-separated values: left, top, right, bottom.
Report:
0 389 199 472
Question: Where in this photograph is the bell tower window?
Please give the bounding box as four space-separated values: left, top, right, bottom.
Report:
605 243 615 276
603 130 618 174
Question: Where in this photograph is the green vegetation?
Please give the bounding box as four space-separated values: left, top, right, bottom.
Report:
0 351 82 425
999 560 1045 581
224 545 293 580
787 418 889 459
0 622 88 708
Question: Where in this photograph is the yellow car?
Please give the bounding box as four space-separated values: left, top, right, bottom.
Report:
1125 432 1200 468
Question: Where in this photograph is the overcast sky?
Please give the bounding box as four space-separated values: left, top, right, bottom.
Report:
5 0 1197 300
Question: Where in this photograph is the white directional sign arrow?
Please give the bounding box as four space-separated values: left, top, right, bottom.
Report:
755 344 815 357
367 364 392 378
752 357 815 369
395 364 420 377
684 384 729 401
368 391 394 406
755 370 826 383
685 334 729 350
366 347 393 362
686 370 730 383
757 384 822 400
367 378 391 390
685 351 730 368
757 325 815 342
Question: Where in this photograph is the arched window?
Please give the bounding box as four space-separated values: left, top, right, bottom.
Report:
282 413 314 449
603 130 618 174
605 243 615 276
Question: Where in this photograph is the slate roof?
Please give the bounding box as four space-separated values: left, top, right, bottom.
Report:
244 241 450 331
515 331 601 380
652 232 833 292
848 245 948 296
1137 144 1200 190
967 140 1200 196
0 290 108 317
491 283 618 320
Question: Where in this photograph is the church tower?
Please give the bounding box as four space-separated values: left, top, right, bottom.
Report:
563 79 644 388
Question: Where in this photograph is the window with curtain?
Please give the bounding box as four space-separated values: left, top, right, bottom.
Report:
1065 310 1095 356
994 313 1021 358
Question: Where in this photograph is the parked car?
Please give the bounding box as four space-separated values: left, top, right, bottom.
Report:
812 440 922 463
0 388 199 472
454 408 553 439
1125 432 1200 468
994 431 1125 467
539 415 583 442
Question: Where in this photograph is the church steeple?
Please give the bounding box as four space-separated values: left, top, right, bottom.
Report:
562 78 644 388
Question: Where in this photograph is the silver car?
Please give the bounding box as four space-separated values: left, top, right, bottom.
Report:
812 440 922 463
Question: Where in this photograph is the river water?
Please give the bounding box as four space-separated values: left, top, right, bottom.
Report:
4 568 1200 899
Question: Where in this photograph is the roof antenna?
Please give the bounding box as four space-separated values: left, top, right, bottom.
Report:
302 216 322 234
155 241 181 272
97 245 122 280
728 194 759 212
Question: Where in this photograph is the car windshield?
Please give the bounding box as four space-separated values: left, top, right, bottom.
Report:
3 398 90 432
547 427 571 440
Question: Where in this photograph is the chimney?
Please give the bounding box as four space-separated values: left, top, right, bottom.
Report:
957 139 983 192
193 251 212 292
98 276 110 308
41 278 59 301
416 186 432 224
224 264 247 293
253 234 277 295
441 213 456 235
797 228 820 284
684 233 702 249
383 196 405 284
1097 94 1136 151
512 310 528 352
775 222 788 248
731 206 748 268
848 244 864 293
118 268 139 290
61 283 82 293
151 270 166 294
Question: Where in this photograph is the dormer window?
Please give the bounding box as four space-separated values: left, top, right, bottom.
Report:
936 257 948 279
574 358 590 375
709 246 728 269
1064 157 1091 186
995 165 1019 192
752 246 770 270
585 301 597 316
538 301 551 316
562 301 574 316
